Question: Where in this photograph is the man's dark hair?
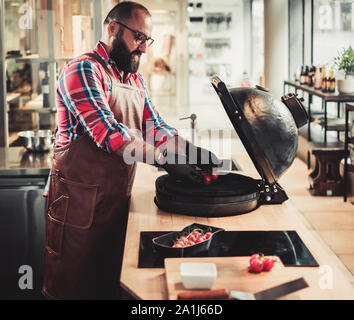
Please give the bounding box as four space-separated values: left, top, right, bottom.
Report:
104 1 150 25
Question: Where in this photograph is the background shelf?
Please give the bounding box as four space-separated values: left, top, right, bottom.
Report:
16 54 73 64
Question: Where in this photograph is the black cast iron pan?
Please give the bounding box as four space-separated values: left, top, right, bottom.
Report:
154 172 260 217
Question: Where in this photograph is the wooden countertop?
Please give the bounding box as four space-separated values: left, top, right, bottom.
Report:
120 154 354 300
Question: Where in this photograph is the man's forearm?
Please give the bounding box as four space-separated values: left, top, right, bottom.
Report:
161 135 190 156
114 135 161 165
113 133 193 166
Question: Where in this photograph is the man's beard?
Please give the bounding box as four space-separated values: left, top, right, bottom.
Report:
110 34 142 74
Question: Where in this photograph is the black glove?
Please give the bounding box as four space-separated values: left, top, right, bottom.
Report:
155 151 204 184
185 142 221 172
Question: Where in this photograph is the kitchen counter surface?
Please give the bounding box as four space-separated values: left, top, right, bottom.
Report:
0 147 52 176
120 154 354 300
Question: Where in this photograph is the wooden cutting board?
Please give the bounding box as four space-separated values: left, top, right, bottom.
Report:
164 256 304 300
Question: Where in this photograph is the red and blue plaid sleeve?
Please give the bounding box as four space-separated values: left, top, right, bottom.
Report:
57 59 133 152
137 73 178 147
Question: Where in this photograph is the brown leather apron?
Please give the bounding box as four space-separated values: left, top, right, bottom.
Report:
42 54 144 299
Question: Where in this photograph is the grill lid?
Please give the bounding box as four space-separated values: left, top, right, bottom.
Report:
211 76 308 184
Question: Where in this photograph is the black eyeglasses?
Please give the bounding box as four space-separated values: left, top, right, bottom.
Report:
114 21 154 47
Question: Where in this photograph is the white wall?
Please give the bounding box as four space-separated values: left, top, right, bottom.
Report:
264 0 288 99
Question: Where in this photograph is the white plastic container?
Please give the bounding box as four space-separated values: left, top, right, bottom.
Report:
180 262 217 289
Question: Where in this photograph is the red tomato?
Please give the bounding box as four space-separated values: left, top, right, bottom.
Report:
179 236 187 242
173 243 182 248
192 231 200 237
262 258 275 271
204 232 212 239
204 175 211 185
187 241 195 246
187 234 196 242
250 253 263 262
195 237 203 243
210 172 219 180
249 258 264 273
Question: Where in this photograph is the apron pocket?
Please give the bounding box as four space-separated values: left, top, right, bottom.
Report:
47 195 68 256
50 174 99 229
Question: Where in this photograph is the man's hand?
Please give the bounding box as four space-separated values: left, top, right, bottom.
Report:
114 135 218 184
156 136 221 172
156 152 204 184
185 142 221 172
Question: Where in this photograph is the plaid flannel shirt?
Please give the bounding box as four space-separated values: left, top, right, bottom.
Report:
55 41 177 152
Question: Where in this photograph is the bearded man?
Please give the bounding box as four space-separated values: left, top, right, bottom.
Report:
42 1 220 299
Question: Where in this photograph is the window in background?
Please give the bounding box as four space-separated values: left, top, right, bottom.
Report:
251 0 264 86
313 0 354 76
141 10 178 110
311 0 354 118
288 0 304 82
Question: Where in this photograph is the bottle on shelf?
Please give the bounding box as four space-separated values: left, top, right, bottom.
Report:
309 65 315 86
42 66 50 108
241 71 251 87
6 70 12 92
307 66 311 86
328 67 336 93
300 66 306 85
321 65 328 93
294 71 297 82
304 66 310 85
314 66 322 90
